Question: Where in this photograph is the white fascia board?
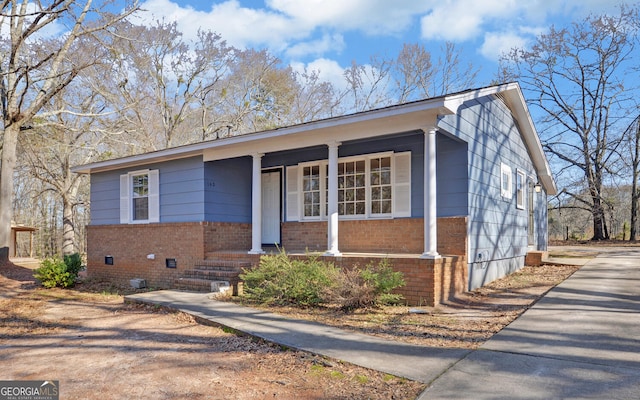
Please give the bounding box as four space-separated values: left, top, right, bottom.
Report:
71 147 207 174
500 84 558 195
74 97 450 173
73 84 546 177
204 106 446 161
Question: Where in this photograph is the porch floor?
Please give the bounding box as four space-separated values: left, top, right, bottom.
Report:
211 247 433 259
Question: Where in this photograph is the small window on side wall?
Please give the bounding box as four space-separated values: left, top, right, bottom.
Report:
120 169 160 224
516 170 525 209
500 163 512 199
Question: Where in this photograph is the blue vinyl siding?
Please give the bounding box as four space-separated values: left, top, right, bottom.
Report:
204 157 252 223
439 95 539 289
436 135 468 218
89 173 121 225
263 131 469 221
89 156 205 225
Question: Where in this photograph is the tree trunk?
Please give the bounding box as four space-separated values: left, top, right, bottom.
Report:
0 125 20 262
61 196 75 256
630 118 640 241
591 198 608 240
632 190 639 241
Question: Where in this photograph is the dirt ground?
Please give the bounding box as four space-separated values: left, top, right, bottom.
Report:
0 248 589 400
245 263 582 349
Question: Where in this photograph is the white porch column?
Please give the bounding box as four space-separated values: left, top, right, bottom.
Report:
421 128 441 259
325 141 342 256
249 153 265 254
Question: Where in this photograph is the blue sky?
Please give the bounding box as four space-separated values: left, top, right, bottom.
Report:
132 0 624 89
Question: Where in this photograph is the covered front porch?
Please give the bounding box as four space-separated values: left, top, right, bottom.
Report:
243 128 443 258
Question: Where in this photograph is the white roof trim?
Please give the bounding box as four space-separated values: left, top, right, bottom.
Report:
495 84 557 195
72 83 557 195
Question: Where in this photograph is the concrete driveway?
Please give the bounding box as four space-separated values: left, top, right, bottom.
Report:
419 247 640 399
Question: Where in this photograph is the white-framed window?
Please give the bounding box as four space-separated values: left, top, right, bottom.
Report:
120 169 160 224
337 159 367 216
288 152 411 221
516 169 526 209
132 173 149 220
302 165 322 218
500 163 512 199
370 156 392 215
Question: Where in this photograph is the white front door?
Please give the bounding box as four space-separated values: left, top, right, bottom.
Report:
261 171 281 245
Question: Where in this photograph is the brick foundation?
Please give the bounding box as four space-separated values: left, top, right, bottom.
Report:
282 216 467 255
87 222 251 288
203 222 251 253
322 254 468 306
525 251 548 266
204 251 468 307
87 216 468 305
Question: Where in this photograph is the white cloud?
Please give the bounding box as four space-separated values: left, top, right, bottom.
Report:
419 0 623 43
291 58 347 90
480 31 528 61
137 0 306 50
138 0 432 51
136 0 631 66
420 0 519 41
267 0 430 35
286 33 345 59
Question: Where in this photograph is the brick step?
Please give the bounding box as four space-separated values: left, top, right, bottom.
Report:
195 259 252 270
174 257 250 295
182 269 242 281
205 252 261 262
173 277 215 292
173 277 232 293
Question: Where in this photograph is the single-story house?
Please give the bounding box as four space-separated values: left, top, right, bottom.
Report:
72 82 556 306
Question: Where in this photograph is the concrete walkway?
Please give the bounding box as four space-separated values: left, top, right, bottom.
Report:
125 290 470 384
126 247 640 399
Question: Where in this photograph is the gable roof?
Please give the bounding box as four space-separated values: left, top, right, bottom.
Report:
72 82 557 195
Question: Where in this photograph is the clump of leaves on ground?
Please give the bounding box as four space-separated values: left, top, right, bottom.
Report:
33 253 84 288
240 250 405 310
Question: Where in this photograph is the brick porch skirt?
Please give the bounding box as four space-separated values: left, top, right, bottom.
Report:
86 216 468 306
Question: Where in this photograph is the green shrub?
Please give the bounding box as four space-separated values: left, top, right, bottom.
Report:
240 250 339 306
361 259 405 306
63 253 83 276
240 251 405 310
34 253 84 289
327 259 405 310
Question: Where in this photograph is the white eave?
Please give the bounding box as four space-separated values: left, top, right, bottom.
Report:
495 83 558 195
71 82 557 195
71 95 452 174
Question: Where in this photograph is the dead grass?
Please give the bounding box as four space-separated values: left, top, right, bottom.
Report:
0 261 426 399
238 263 582 349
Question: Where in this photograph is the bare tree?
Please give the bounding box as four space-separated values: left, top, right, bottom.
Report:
624 114 640 240
214 49 300 134
0 0 139 262
393 42 479 102
500 5 640 240
19 83 109 255
342 58 393 112
341 42 480 113
285 68 340 124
